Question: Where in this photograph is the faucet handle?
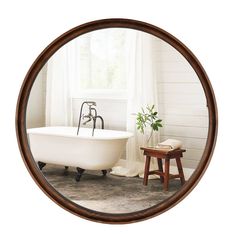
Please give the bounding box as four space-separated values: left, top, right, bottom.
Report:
86 101 96 107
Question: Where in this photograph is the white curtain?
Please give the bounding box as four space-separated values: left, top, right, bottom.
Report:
45 41 77 126
111 31 160 178
45 30 160 178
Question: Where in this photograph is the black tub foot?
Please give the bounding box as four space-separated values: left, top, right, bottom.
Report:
38 161 46 170
63 166 69 175
76 167 85 182
102 170 107 176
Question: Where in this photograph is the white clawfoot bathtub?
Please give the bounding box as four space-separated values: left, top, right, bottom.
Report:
27 126 133 170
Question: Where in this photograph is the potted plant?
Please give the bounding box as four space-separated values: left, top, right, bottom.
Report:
136 105 163 144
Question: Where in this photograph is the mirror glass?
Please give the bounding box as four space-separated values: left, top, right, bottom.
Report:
26 28 208 214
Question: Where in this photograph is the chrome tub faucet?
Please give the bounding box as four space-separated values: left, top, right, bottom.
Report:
77 101 104 136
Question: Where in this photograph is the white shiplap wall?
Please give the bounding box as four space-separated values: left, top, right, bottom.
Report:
156 42 209 169
70 38 209 170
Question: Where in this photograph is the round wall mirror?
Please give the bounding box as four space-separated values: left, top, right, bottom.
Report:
16 18 217 224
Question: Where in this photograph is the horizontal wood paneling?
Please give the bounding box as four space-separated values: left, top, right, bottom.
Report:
160 114 208 128
160 61 196 73
157 41 209 169
158 72 199 83
158 93 207 105
160 135 207 150
161 125 208 139
177 159 200 169
181 149 204 161
157 82 205 95
158 104 208 117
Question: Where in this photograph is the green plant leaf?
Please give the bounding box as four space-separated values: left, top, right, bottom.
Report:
136 104 163 135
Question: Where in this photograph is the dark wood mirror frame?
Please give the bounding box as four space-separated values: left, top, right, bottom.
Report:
15 18 218 224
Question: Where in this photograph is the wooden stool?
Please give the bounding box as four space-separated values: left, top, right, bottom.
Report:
141 147 186 191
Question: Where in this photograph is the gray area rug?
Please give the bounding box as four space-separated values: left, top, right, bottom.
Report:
42 164 182 213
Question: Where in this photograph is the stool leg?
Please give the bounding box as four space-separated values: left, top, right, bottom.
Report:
176 157 185 185
164 158 170 191
157 159 164 183
143 156 151 186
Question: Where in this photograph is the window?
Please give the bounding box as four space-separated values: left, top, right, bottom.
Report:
72 29 129 99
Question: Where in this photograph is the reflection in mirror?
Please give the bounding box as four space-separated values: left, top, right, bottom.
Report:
26 28 208 213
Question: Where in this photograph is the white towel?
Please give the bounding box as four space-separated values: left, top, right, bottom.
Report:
156 139 183 150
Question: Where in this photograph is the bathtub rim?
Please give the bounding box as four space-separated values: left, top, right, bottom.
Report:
15 18 218 224
27 126 134 140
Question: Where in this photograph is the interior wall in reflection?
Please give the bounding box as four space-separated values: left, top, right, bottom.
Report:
156 43 208 168
71 42 207 169
26 33 208 170
26 65 47 128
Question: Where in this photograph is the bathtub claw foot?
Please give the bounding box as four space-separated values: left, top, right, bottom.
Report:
102 170 107 176
76 167 85 182
38 161 46 170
